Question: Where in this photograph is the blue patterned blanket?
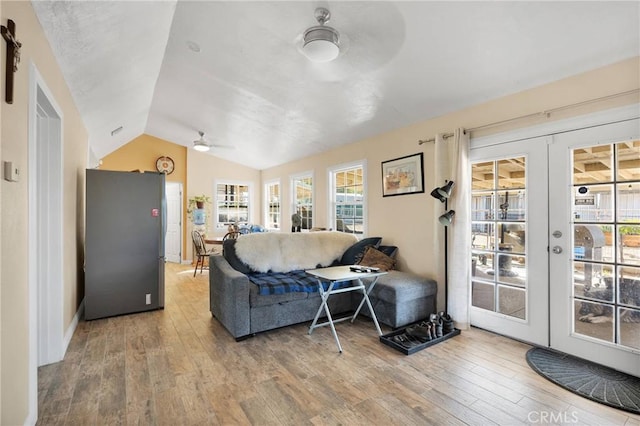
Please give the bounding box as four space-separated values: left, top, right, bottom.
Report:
247 270 352 295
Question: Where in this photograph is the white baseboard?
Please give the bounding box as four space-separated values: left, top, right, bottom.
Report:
63 298 84 353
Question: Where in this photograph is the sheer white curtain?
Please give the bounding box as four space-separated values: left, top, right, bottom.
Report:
433 128 470 329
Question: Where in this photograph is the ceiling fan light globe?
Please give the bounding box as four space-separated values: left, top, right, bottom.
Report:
193 142 210 152
303 26 340 62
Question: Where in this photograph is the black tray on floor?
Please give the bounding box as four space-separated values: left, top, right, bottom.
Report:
380 327 461 355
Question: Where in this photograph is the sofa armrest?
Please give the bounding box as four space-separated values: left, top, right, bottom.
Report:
209 255 251 339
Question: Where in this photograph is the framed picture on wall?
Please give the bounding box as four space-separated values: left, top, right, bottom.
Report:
381 153 425 197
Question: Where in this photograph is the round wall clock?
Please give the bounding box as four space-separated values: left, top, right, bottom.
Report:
156 156 175 174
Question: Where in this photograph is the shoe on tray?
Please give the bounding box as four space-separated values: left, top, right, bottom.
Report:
392 333 419 348
438 311 454 334
406 322 433 342
430 314 444 338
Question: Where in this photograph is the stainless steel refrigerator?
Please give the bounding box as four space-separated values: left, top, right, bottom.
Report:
85 169 166 320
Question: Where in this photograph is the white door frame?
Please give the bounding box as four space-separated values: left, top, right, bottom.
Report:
28 63 65 421
165 182 182 263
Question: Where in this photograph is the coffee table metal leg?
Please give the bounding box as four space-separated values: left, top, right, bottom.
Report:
309 290 327 333
308 280 343 352
351 277 383 335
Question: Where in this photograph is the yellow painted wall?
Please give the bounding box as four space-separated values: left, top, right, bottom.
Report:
100 133 187 183
262 57 640 311
101 134 189 259
1 2 88 424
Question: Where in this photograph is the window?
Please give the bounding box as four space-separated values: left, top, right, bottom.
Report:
330 162 366 235
264 180 281 230
215 182 249 228
291 173 313 230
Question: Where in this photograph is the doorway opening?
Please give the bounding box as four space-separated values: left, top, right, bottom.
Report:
28 64 64 421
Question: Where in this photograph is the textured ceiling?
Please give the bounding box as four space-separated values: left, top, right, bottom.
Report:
33 1 639 170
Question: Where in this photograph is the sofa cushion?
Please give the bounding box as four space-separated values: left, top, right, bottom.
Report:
340 237 382 265
369 270 437 304
357 246 396 271
222 239 253 274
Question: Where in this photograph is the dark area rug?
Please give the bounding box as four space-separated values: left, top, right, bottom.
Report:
526 347 640 414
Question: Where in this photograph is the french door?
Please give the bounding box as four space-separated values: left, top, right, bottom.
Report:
470 118 640 376
469 137 550 346
549 119 639 377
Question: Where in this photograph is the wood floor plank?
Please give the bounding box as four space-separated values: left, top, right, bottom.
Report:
125 398 156 426
36 263 639 425
239 394 283 426
309 403 374 426
153 388 188 426
98 352 126 420
204 382 252 425
254 377 312 424
421 388 499 425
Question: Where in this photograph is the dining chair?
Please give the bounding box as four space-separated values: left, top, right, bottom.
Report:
223 231 240 241
192 230 214 276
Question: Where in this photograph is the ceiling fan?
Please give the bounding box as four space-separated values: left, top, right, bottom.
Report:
192 131 234 152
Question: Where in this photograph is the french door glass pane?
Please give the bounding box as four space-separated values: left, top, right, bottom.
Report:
471 157 527 319
573 144 613 184
497 190 526 220
616 141 640 182
471 252 494 280
472 281 494 311
498 285 526 319
497 157 525 188
571 140 640 350
471 191 494 220
619 266 640 308
472 223 495 251
573 225 614 263
572 184 614 222
574 300 614 342
472 162 494 190
619 308 640 349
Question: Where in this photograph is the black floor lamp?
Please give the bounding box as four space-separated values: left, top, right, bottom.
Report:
431 180 455 313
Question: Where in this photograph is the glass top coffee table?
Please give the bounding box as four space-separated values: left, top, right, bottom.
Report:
307 265 387 352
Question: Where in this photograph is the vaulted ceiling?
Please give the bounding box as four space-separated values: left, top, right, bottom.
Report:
33 1 639 170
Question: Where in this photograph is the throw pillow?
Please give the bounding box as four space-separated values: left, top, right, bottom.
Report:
357 246 396 271
222 239 253 274
340 237 382 265
377 245 398 259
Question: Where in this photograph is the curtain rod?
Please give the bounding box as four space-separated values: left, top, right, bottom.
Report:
417 88 639 145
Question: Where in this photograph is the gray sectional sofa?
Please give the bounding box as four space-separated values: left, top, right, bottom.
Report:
209 231 437 340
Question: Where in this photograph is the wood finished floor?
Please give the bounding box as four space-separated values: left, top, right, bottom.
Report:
37 263 640 426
